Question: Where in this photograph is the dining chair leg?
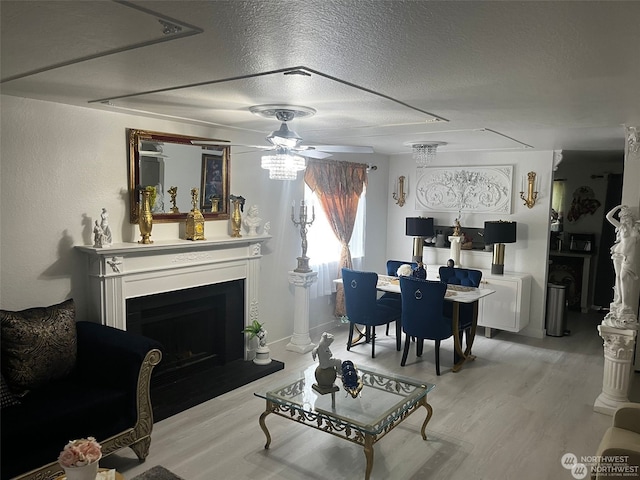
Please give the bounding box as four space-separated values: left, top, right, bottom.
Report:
347 323 354 351
395 320 402 351
371 326 376 358
435 339 441 376
401 333 411 366
417 339 424 357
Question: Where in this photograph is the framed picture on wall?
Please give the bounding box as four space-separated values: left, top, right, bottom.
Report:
415 165 513 213
200 150 229 215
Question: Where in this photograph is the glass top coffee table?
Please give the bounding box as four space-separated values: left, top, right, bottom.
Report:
255 364 435 480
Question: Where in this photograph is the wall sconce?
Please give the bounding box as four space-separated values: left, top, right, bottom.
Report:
520 171 538 208
393 176 407 207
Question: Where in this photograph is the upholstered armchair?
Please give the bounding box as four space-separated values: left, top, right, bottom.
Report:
593 403 640 480
342 268 402 357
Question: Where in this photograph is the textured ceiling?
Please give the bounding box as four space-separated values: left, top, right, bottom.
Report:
1 0 639 156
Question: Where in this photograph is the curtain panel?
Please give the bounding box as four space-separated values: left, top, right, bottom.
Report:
304 159 368 316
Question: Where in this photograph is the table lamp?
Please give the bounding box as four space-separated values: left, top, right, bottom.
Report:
406 217 434 264
483 221 517 275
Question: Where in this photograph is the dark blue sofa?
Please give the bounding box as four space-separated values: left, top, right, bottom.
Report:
1 321 162 480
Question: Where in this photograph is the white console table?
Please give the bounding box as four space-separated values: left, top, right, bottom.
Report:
428 266 532 335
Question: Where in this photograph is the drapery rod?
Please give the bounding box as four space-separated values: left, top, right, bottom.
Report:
367 163 377 171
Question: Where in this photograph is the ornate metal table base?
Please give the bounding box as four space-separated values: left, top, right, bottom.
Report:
451 301 479 373
257 371 434 480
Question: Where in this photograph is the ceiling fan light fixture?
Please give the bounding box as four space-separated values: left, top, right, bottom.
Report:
266 122 302 148
261 149 306 180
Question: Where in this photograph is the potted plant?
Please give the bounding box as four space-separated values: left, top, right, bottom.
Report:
242 320 271 365
58 437 102 480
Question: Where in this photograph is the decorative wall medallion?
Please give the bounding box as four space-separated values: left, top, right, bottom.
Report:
415 165 513 213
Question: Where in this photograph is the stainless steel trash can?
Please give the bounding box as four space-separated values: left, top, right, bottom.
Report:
546 283 568 336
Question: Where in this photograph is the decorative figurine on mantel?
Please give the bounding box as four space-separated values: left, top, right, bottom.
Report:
311 332 342 395
603 205 640 329
168 186 179 214
93 208 113 248
243 204 262 236
291 200 315 273
185 187 205 241
209 195 220 213
230 194 245 237
100 208 112 246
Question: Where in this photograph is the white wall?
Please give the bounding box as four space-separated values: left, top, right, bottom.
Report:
385 150 555 338
0 95 389 346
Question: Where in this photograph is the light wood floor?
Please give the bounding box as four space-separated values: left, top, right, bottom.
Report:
102 311 639 480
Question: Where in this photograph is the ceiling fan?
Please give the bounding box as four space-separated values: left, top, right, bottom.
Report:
192 105 374 159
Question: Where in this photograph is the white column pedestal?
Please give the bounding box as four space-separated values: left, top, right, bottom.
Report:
286 271 318 354
448 236 463 267
594 324 638 415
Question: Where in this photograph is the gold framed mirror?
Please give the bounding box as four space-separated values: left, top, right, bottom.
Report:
128 129 231 223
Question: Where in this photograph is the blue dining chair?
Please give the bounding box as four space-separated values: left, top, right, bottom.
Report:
379 260 417 332
439 266 482 361
438 266 482 328
399 276 453 375
342 268 402 357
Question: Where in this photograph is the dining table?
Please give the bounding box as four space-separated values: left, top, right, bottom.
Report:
336 275 495 372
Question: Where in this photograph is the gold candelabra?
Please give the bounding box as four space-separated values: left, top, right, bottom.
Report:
291 200 315 273
520 171 538 208
392 176 406 207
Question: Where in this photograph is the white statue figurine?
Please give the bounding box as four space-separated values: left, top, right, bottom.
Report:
311 332 342 395
100 208 113 246
603 205 640 328
312 332 342 370
243 204 262 236
93 220 105 248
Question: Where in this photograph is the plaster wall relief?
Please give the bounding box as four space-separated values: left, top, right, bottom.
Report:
415 166 513 213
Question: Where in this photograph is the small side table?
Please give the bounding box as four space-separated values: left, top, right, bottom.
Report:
55 468 124 480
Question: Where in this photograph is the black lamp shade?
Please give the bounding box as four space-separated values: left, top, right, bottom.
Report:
406 217 434 237
484 221 517 244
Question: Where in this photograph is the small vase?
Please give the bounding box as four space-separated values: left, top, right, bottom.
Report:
231 200 242 238
61 459 100 480
139 189 154 244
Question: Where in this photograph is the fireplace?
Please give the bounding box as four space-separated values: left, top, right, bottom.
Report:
75 236 284 420
126 280 245 377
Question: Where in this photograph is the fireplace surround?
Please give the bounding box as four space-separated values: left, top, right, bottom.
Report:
76 235 282 419
76 235 270 359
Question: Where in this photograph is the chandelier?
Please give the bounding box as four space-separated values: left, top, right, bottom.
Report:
261 148 306 180
412 143 441 166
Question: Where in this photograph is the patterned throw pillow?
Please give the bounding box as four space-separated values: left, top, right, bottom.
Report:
0 373 20 408
0 299 77 392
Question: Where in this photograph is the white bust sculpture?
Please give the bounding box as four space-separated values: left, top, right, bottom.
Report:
603 205 640 329
243 204 262 236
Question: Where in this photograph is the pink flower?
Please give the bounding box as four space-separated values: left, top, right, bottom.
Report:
58 437 102 467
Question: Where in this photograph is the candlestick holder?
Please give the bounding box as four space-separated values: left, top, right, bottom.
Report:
291 200 315 273
520 171 538 208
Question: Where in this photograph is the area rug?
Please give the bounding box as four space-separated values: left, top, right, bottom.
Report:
130 465 185 480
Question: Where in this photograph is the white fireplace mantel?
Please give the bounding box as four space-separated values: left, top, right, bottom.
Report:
75 235 270 360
